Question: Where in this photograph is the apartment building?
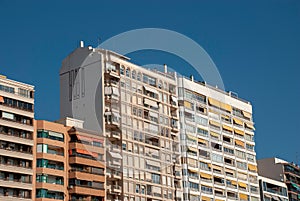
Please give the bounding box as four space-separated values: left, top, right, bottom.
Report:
35 118 105 201
258 158 300 201
0 75 34 200
178 77 260 201
258 176 289 201
60 43 183 201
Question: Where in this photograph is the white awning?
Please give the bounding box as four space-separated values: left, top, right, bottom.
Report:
149 111 158 118
146 160 160 167
104 111 112 116
144 86 158 95
171 96 178 104
152 186 161 194
108 151 122 159
104 86 112 95
48 131 63 138
144 98 158 108
112 87 119 96
112 112 120 119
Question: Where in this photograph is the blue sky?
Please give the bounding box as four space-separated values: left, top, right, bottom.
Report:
0 1 299 163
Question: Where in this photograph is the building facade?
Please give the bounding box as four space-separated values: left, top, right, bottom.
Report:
178 77 260 201
258 158 300 201
60 42 263 201
258 176 289 201
0 75 34 200
60 43 183 201
35 118 105 201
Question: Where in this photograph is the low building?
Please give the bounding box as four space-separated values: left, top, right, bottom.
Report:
258 158 300 201
258 176 289 201
34 117 105 201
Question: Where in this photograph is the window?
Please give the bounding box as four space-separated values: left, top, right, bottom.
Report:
197 128 208 136
120 66 125 75
37 130 64 142
235 150 246 159
224 147 234 155
236 161 247 170
37 144 47 153
189 182 199 190
246 143 254 151
211 142 222 151
151 173 160 184
211 153 223 163
0 84 15 94
1 112 14 120
132 70 136 79
223 136 231 143
195 116 208 125
201 185 212 193
126 68 130 77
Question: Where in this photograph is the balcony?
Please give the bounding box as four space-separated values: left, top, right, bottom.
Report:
110 145 121 153
0 148 32 161
108 160 121 168
107 171 122 180
0 178 32 190
106 131 121 140
104 68 120 79
0 196 32 201
108 185 122 194
0 119 33 132
69 185 105 197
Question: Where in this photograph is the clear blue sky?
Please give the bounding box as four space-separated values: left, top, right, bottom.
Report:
0 1 299 163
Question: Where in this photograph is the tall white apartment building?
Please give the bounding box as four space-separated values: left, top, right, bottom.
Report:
60 42 183 201
177 77 260 201
0 75 34 200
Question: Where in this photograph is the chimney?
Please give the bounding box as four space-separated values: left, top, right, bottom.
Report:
190 75 194 82
80 40 84 48
164 64 167 73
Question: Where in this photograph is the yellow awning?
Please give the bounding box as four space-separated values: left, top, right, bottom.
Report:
242 111 252 119
220 102 232 112
188 167 198 173
235 139 245 147
188 147 198 152
239 193 248 200
209 109 219 114
238 182 247 188
248 164 258 172
221 114 230 120
198 138 207 144
233 118 243 126
184 101 192 108
234 129 244 136
212 165 223 171
210 132 219 138
200 172 212 179
223 125 233 132
245 123 255 130
201 196 211 201
231 180 237 185
208 97 220 107
215 199 224 201
187 134 198 141
209 120 220 127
